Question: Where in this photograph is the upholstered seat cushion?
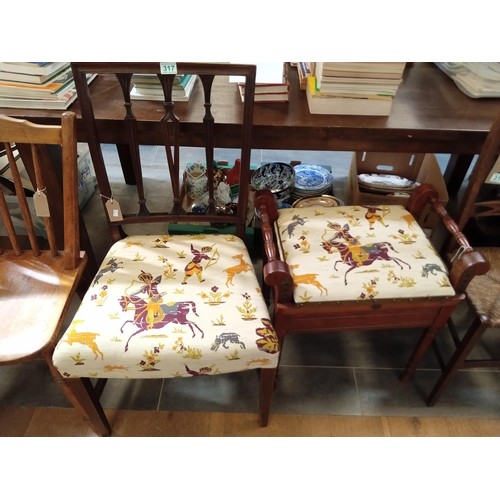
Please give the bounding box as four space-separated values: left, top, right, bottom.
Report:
276 204 454 303
53 234 279 379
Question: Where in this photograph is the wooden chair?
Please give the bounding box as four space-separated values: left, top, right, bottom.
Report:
51 63 279 436
0 112 91 422
426 112 500 406
255 176 490 400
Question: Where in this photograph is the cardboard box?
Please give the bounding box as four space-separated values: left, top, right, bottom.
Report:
347 151 449 230
76 143 96 209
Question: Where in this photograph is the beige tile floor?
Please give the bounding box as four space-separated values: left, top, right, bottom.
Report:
2 146 500 432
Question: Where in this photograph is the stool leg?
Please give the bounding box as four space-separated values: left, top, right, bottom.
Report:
400 325 440 382
427 315 488 406
259 367 277 427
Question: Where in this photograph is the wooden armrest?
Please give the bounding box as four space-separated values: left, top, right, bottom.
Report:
408 184 490 293
255 189 294 303
448 250 490 293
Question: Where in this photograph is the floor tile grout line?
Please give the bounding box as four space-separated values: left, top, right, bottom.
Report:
352 367 364 416
156 379 165 411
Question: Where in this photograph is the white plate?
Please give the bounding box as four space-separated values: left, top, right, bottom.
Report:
358 173 417 190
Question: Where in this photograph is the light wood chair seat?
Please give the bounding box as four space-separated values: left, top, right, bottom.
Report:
0 250 85 362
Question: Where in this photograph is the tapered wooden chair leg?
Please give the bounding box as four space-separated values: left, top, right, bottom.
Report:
47 359 111 436
400 326 440 382
259 367 277 427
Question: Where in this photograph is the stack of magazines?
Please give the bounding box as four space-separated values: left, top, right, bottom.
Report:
0 62 95 110
436 62 500 98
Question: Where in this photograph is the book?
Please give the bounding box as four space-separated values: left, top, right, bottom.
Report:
0 66 75 99
0 92 78 110
0 73 96 110
230 62 286 85
317 62 406 80
232 62 289 102
314 77 401 98
249 82 289 93
131 73 190 88
297 62 313 90
0 62 70 77
0 63 71 84
130 74 198 102
310 62 405 110
315 63 405 97
306 77 393 116
237 83 289 102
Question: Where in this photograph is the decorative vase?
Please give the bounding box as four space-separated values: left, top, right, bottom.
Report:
185 162 208 201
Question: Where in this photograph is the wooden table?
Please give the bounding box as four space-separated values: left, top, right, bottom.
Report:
2 62 500 195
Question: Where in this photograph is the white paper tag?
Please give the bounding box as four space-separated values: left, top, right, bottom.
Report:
160 62 177 75
105 198 123 221
33 191 50 217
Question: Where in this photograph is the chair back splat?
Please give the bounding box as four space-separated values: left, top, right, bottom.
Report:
52 63 280 436
72 62 255 241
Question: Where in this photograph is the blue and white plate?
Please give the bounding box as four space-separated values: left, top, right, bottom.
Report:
251 162 295 201
293 164 333 197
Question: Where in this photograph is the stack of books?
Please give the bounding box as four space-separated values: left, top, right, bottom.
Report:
296 62 313 90
231 62 289 103
306 62 406 116
0 62 86 110
130 73 198 102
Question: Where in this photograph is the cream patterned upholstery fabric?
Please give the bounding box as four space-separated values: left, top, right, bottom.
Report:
276 204 454 303
53 234 279 379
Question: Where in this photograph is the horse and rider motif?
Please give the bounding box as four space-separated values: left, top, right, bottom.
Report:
321 207 411 285
119 295 203 351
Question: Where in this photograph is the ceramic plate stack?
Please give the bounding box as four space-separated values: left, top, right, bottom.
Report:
250 162 295 204
291 164 333 201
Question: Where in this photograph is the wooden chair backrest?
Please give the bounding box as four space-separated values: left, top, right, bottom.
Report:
455 112 500 247
0 112 80 269
71 62 256 241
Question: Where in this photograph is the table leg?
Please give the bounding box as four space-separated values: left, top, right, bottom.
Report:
443 154 475 197
116 144 136 185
